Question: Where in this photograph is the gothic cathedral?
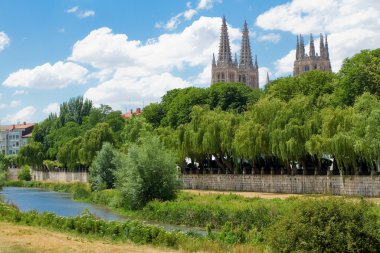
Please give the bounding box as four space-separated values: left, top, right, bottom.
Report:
293 34 332 76
211 17 259 89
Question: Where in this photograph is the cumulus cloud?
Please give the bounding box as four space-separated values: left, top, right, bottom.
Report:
66 6 79 13
257 33 281 43
70 17 241 73
3 61 88 89
2 106 37 124
0 32 10 52
84 72 190 110
197 0 222 10
43 102 60 114
256 0 380 75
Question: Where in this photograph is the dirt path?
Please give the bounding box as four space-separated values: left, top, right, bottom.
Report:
183 189 300 199
183 190 380 204
0 222 180 253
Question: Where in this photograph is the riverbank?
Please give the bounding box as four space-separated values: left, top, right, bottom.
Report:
3 181 380 252
0 222 179 253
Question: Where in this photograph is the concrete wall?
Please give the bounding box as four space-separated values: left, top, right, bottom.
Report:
31 169 88 183
7 168 21 181
182 175 380 197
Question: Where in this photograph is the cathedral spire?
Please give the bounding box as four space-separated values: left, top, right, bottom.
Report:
239 20 253 68
309 34 315 57
300 34 305 58
319 33 325 58
266 72 270 85
296 35 300 60
254 54 258 69
234 52 238 66
217 16 232 65
325 34 330 59
212 53 216 67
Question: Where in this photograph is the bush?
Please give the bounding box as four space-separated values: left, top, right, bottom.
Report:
266 198 380 253
89 142 117 191
18 165 31 181
116 135 180 209
0 160 7 188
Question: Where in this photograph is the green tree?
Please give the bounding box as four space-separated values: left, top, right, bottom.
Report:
335 48 380 105
209 82 261 112
89 143 118 191
18 142 45 170
57 136 84 170
59 96 93 126
142 103 165 128
80 123 114 166
116 135 179 209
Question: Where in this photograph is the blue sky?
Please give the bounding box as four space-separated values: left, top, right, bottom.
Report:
0 0 379 124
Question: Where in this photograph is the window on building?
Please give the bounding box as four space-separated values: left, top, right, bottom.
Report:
304 65 310 72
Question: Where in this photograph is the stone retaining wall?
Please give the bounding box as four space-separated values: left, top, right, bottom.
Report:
182 174 380 197
31 170 88 183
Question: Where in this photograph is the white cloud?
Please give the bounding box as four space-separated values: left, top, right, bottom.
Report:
274 49 296 76
157 0 221 31
257 33 281 43
78 10 95 18
70 17 241 73
12 90 28 96
2 106 37 124
43 103 60 115
3 61 88 89
258 67 272 88
84 72 190 110
66 6 79 13
256 0 380 74
0 32 10 52
184 9 198 20
66 6 95 19
10 100 21 108
197 0 222 10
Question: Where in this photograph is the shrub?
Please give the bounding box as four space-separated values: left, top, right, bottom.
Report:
0 160 7 188
266 198 380 253
18 165 32 181
116 135 180 209
89 142 117 191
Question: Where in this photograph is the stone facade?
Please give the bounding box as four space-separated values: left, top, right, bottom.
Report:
293 34 332 76
182 175 380 197
211 18 259 89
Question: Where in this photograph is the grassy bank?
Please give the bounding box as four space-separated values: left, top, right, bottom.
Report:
4 181 380 252
0 222 180 253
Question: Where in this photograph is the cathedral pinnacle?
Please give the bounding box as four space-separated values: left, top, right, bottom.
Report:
239 20 253 68
309 34 315 57
217 16 232 65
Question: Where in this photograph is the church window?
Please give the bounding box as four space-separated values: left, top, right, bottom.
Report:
304 65 310 72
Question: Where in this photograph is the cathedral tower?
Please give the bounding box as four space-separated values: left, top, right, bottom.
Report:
211 17 259 89
293 34 332 76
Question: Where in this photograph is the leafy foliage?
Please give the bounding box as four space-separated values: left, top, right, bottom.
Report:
89 143 118 191
116 135 179 209
18 165 32 181
266 198 380 253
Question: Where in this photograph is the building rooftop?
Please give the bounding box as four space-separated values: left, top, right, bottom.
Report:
0 122 35 131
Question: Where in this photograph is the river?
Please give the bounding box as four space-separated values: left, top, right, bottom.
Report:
0 187 206 235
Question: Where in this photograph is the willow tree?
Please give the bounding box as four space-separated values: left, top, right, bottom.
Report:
18 142 45 170
269 95 317 174
80 123 114 166
234 97 285 172
352 93 380 174
57 136 84 170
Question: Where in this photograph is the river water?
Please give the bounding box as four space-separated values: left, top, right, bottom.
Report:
0 187 206 235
